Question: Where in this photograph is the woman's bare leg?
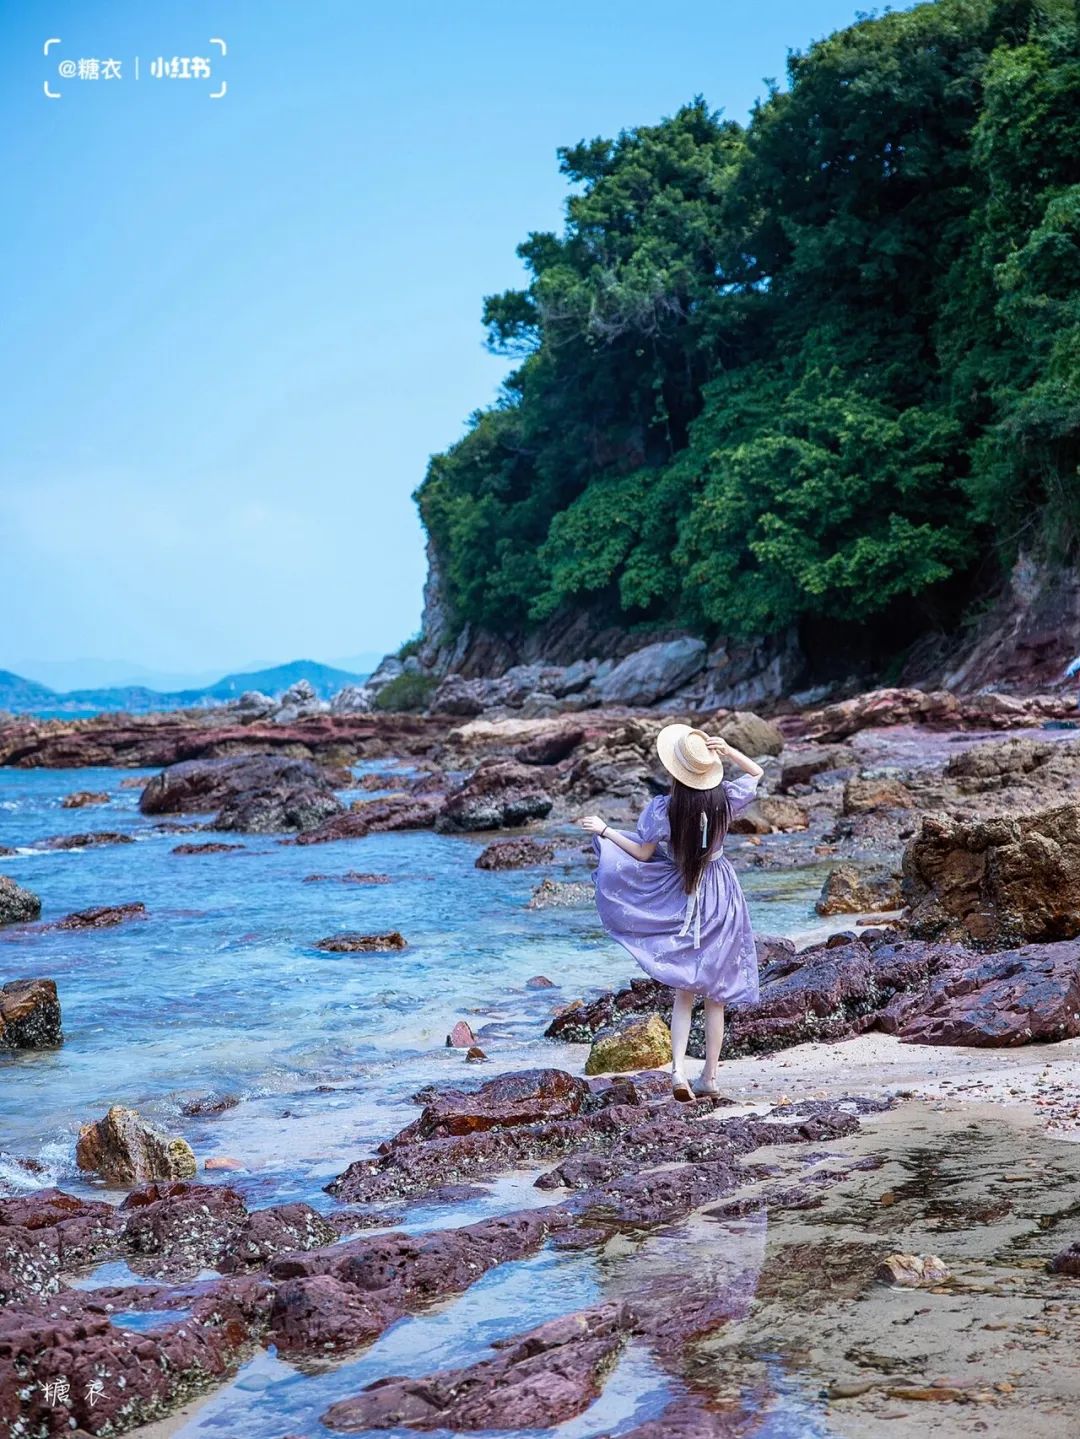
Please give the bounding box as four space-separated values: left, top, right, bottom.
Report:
702 999 725 1081
670 988 695 1079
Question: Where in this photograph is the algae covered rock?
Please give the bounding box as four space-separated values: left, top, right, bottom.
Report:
584 1013 671 1075
0 977 62 1049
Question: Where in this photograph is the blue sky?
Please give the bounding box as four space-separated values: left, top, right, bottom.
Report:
2 0 915 687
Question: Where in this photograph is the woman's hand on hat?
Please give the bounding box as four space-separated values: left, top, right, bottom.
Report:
705 736 732 758
580 814 608 834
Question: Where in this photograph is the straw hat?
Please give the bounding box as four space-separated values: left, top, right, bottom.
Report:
655 723 724 790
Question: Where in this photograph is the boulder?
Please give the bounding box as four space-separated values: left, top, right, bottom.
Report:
438 760 554 832
61 789 110 808
816 865 902 916
1048 1243 1080 1277
314 931 408 953
447 1020 477 1048
876 1254 950 1287
903 803 1080 946
584 1013 671 1075
330 684 373 714
75 1105 197 1184
596 638 707 707
141 755 344 834
730 795 809 835
717 711 784 758
475 837 556 870
0 978 62 1049
279 679 318 707
0 875 41 926
843 776 916 814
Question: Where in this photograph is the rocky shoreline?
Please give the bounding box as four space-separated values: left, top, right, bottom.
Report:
3 681 1080 1434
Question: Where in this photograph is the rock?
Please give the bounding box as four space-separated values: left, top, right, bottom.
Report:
1048 1242 1080 1276
141 754 344 833
438 760 554 832
717 711 784 758
60 789 110 808
303 871 391 884
314 931 408 953
321 1303 630 1433
297 789 445 844
234 688 276 713
526 975 556 988
181 1093 239 1117
279 679 318 707
778 744 855 791
172 841 244 854
329 684 374 714
76 1105 197 1184
816 865 902 916
204 1156 246 1172
529 878 594 908
879 939 1080 1045
903 802 1080 946
465 1046 488 1062
447 1020 476 1048
38 829 134 850
596 638 707 706
475 837 556 870
50 901 146 930
0 978 62 1049
514 725 586 765
876 1253 950 1287
0 875 41 925
843 776 916 813
584 1014 671 1075
730 795 809 834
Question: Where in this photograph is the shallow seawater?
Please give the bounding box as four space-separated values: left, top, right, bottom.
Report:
0 763 828 1205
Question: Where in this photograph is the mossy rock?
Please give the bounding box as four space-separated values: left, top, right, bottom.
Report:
584 1012 671 1075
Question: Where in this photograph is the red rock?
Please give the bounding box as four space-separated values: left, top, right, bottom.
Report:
465 1046 488 1062
526 975 556 988
141 754 343 834
438 759 554 832
49 902 147 930
295 791 444 845
447 1020 476 1048
322 1302 630 1431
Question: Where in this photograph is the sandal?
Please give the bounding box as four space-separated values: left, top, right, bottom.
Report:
693 1074 722 1100
671 1070 694 1102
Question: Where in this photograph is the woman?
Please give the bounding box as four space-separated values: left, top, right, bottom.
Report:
580 724 764 1100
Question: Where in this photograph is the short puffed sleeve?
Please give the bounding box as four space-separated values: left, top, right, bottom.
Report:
722 772 760 817
636 795 670 843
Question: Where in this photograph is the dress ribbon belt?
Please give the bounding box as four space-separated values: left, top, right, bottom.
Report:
678 882 702 949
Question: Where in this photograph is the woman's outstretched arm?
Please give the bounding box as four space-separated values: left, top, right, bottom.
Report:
706 736 764 780
579 815 657 862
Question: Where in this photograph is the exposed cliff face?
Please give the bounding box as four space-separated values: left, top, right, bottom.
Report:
408 531 1080 711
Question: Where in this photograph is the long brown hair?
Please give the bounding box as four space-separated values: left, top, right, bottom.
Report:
668 779 731 894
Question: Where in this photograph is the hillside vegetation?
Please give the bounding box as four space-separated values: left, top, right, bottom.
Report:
416 0 1080 655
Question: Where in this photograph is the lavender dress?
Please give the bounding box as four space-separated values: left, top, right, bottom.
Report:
592 774 760 1006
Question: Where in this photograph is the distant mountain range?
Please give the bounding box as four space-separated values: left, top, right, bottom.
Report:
0 659 372 716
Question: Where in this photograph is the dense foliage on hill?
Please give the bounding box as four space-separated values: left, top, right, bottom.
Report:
416 0 1080 648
